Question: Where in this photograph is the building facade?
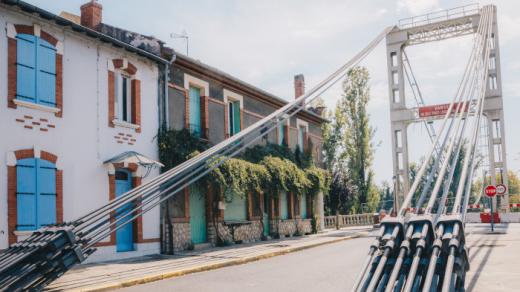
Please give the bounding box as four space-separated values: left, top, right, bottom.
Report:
0 1 168 262
163 54 327 252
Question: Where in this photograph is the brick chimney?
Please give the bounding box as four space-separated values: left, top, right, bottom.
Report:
294 74 305 99
80 0 102 30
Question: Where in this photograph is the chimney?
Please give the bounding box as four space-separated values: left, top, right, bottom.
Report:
294 74 305 100
80 0 102 30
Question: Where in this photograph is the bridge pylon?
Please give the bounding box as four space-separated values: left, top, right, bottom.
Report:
385 4 509 211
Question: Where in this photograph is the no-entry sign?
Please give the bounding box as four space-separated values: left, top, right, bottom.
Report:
485 185 497 197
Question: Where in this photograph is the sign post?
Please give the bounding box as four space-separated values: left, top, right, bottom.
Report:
485 185 497 232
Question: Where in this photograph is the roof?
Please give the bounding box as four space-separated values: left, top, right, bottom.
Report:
175 53 329 124
1 0 170 64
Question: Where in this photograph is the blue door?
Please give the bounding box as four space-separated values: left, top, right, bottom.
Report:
189 186 206 244
115 170 134 252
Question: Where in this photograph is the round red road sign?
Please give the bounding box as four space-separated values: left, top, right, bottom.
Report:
485 185 497 197
496 184 507 195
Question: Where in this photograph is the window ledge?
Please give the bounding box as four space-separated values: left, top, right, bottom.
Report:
113 119 140 130
13 99 60 114
14 230 34 236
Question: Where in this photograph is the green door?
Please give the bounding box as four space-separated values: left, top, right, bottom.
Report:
189 186 206 244
301 194 307 219
263 194 270 236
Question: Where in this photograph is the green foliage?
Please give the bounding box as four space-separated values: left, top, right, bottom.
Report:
323 66 378 214
158 129 208 171
243 143 295 163
158 129 330 204
209 157 270 198
260 156 310 197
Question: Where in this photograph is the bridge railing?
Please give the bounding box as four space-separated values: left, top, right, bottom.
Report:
324 213 376 229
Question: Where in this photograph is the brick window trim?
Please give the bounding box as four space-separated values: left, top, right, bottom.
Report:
107 59 141 133
7 24 63 117
100 164 159 247
7 149 63 245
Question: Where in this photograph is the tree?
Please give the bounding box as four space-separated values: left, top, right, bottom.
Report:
342 67 377 213
322 66 378 214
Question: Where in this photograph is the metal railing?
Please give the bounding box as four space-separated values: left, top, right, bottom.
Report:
398 3 479 29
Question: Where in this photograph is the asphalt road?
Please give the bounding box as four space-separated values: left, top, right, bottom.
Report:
120 236 374 292
119 223 520 292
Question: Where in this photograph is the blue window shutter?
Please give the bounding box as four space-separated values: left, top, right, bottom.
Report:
16 158 37 231
233 101 241 134
36 39 57 107
298 127 304 150
16 34 37 102
301 194 307 219
189 86 201 136
280 192 289 220
37 159 57 228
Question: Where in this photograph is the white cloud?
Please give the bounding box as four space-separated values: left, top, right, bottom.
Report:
397 0 440 15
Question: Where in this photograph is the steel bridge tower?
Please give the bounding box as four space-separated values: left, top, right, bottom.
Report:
386 4 509 211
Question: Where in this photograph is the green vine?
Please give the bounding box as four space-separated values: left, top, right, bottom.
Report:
158 129 330 202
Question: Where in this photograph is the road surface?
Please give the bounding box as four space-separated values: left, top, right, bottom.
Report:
119 224 520 292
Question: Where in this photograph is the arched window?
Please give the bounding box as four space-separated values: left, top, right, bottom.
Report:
16 33 57 107
16 157 57 230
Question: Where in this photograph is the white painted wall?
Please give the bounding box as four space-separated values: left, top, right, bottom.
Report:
0 7 161 262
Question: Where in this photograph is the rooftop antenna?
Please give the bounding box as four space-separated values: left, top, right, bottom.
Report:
170 30 189 56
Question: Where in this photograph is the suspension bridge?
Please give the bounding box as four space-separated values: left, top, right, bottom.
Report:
0 4 510 292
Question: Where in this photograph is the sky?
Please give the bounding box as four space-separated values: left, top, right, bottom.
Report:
25 0 520 185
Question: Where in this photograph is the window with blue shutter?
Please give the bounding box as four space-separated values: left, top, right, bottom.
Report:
228 101 241 136
189 86 201 136
16 34 56 107
16 158 57 231
278 123 285 145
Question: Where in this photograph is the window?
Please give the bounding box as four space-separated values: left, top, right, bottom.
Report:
278 123 286 145
390 52 398 67
228 100 241 136
16 34 56 107
301 194 308 219
280 192 289 220
298 126 306 150
224 193 247 221
16 158 57 231
189 86 202 136
392 89 400 103
115 73 132 123
392 71 399 85
169 189 187 219
250 193 262 218
395 130 402 148
293 194 300 217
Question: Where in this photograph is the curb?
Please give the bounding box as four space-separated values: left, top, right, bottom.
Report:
75 233 363 291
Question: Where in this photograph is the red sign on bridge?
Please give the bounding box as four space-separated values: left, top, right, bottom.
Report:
485 185 497 197
418 102 469 118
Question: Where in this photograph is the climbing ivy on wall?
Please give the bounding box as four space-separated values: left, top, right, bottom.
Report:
158 129 330 200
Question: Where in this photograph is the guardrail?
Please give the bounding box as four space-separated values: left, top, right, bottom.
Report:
398 3 479 29
324 213 376 229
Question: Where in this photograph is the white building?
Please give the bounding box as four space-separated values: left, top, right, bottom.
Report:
0 0 170 262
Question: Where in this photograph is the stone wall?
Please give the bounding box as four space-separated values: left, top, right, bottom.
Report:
271 219 312 237
163 222 191 253
208 221 263 245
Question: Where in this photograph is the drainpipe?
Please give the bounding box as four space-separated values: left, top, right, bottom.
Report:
161 53 176 131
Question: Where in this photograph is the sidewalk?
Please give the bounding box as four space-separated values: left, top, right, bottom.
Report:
46 226 373 291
